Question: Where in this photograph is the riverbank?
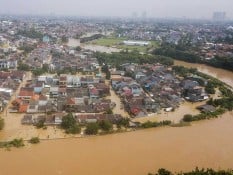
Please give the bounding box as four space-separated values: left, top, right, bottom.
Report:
0 111 232 175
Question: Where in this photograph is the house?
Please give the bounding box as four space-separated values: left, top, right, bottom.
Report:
18 88 34 101
197 105 216 113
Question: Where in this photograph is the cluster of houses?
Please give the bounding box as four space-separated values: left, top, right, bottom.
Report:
11 74 116 116
50 47 100 72
111 63 210 117
0 70 25 112
21 113 123 126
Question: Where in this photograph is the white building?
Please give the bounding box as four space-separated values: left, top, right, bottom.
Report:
123 40 150 46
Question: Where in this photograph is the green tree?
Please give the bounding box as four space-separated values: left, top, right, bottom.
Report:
18 63 30 71
98 120 113 132
61 35 68 43
183 114 193 122
61 113 81 134
0 118 4 130
29 137 40 144
85 123 99 135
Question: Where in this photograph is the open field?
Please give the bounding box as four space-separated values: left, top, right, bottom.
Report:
89 36 159 53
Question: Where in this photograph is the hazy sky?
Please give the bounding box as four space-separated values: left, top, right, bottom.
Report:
0 0 233 19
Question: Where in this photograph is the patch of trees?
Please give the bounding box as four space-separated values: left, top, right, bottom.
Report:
18 44 36 54
208 98 233 111
102 65 111 80
32 64 49 76
141 120 172 128
95 51 174 68
18 63 30 71
172 66 197 77
80 34 104 43
29 137 40 144
85 122 99 135
148 167 233 175
61 35 68 43
182 108 226 122
0 138 24 149
61 113 81 134
0 118 4 130
153 44 233 72
17 29 43 39
153 45 201 63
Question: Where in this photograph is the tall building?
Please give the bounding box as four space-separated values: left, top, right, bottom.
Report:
213 12 226 21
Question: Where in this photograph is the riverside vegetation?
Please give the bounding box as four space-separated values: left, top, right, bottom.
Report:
148 168 233 175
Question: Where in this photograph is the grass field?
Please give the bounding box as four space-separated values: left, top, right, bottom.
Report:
89 37 159 53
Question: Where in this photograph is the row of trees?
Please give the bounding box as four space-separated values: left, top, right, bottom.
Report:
148 168 233 175
153 44 233 72
80 34 103 43
95 50 174 69
0 117 4 130
183 108 226 122
61 113 130 135
141 120 172 128
17 29 43 39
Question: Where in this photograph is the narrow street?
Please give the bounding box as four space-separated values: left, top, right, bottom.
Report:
105 80 129 118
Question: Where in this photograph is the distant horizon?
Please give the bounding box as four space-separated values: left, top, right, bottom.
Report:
1 13 233 22
0 0 233 20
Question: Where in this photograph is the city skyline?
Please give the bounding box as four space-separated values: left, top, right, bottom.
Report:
0 0 233 19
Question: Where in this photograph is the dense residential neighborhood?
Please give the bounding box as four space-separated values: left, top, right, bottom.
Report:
0 15 232 140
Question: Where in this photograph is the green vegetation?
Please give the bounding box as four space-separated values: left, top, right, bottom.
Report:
32 64 49 76
35 119 45 129
90 36 126 46
18 44 36 54
61 35 68 43
0 138 25 149
80 34 103 43
61 113 81 134
116 118 130 128
183 114 193 122
148 168 233 175
95 51 174 68
18 63 30 71
102 65 111 80
85 123 99 135
90 36 159 53
29 137 40 144
98 120 113 132
18 29 43 39
208 98 233 111
0 117 4 130
182 108 226 122
172 66 197 77
153 44 233 72
141 120 172 128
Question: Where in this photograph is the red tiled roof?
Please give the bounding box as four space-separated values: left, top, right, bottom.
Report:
18 90 34 97
19 104 29 113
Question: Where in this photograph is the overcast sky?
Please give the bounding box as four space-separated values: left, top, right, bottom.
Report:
0 0 233 19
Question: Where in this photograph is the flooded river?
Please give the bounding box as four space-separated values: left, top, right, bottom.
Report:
174 60 233 87
0 112 233 175
0 56 233 175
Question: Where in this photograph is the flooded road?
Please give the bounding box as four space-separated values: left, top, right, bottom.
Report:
0 112 233 175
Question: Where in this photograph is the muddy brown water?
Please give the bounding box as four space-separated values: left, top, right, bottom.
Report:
0 59 233 175
0 112 233 175
174 60 233 87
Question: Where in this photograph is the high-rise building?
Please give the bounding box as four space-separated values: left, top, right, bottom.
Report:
213 12 226 21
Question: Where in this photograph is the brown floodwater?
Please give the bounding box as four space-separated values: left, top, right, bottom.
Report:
0 59 233 175
174 60 233 87
0 112 233 175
